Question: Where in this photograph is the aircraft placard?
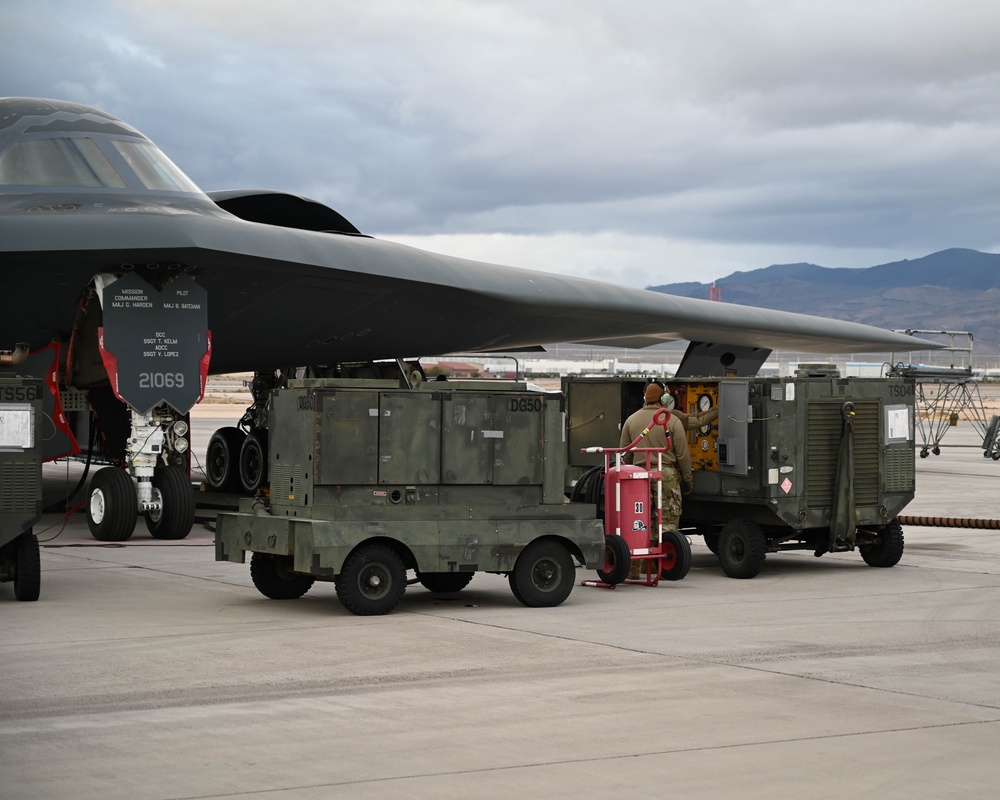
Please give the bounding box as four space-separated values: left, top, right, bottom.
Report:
98 273 211 414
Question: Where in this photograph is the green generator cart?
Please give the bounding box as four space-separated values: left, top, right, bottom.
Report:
0 376 44 601
216 378 605 614
565 373 915 579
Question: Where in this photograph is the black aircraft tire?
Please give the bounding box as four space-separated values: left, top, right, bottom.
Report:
596 534 631 585
718 518 767 579
335 543 406 615
250 553 315 599
417 571 475 593
206 427 246 492
87 467 138 542
13 531 40 602
660 530 692 581
239 431 268 493
145 466 196 540
509 540 575 608
860 520 905 568
702 529 721 555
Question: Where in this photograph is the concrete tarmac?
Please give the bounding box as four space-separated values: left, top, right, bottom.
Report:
3 420 1000 799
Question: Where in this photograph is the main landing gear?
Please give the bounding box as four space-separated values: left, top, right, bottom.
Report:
206 426 268 494
206 362 426 496
205 371 276 495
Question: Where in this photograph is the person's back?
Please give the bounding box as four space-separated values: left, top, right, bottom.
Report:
618 381 693 537
619 384 692 483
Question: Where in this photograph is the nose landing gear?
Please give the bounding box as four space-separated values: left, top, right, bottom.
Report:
86 406 195 542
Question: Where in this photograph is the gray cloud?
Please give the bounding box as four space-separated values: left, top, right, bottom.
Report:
2 0 999 285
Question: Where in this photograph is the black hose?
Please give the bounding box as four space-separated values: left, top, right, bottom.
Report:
43 411 97 513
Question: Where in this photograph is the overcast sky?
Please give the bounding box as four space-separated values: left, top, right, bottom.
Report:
3 0 999 288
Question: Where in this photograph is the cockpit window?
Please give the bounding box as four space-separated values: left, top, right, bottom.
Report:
112 139 202 193
0 137 128 188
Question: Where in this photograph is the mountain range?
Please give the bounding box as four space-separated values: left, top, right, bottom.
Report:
648 248 1000 353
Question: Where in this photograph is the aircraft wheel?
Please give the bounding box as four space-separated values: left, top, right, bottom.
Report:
508 540 575 607
596 534 631 585
660 530 692 581
718 518 766 579
250 553 315 599
145 466 195 540
87 467 138 542
859 520 905 568
239 431 268 493
206 427 245 492
13 531 41 602
417 571 475 593
335 543 406 615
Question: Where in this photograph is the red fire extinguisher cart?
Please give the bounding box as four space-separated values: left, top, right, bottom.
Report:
581 408 691 588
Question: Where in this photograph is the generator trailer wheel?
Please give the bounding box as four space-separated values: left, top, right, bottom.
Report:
859 520 905 568
417 571 475 593
718 518 767 579
336 543 406 615
509 540 575 608
13 531 40 602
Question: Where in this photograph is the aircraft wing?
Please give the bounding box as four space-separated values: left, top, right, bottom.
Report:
0 97 940 379
0 198 939 375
